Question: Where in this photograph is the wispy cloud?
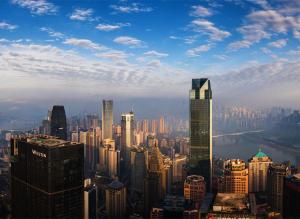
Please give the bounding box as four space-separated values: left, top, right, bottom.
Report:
69 8 94 21
228 40 252 50
95 50 129 60
0 21 18 30
96 23 130 31
186 44 212 57
110 3 152 13
114 36 145 48
40 27 64 38
190 19 231 41
11 0 58 15
189 5 213 17
268 39 287 48
63 38 106 51
144 50 168 58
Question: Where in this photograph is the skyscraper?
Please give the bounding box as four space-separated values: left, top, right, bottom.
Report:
121 111 134 168
283 173 300 218
11 136 84 218
267 163 291 213
248 150 272 193
105 180 127 218
222 159 248 194
130 146 148 194
189 78 212 191
144 144 167 214
102 100 113 140
159 116 165 134
84 179 97 219
184 175 206 209
50 105 67 140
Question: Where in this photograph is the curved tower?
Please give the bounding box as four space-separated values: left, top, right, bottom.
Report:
50 105 67 140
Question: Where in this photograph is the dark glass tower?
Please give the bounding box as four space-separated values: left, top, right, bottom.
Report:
11 136 84 218
189 78 212 191
102 100 113 140
50 105 67 140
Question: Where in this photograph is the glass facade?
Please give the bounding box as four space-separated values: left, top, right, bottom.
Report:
11 137 84 218
102 100 113 140
189 78 212 191
50 105 67 140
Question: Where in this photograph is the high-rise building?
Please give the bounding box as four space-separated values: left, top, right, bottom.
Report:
150 208 164 219
267 163 291 213
248 150 272 193
50 105 67 140
159 116 165 134
151 119 158 134
183 209 200 219
84 179 97 219
102 100 113 140
130 146 148 194
144 144 167 214
283 173 300 219
189 78 212 191
99 139 120 178
105 180 126 218
121 111 134 168
184 175 206 209
173 154 187 183
11 136 84 218
223 159 248 194
142 119 149 133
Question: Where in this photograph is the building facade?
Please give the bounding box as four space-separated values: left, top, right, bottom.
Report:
189 78 212 191
105 180 126 218
11 136 84 218
121 111 135 168
283 173 300 219
184 175 206 209
102 100 113 140
248 150 272 193
267 163 291 213
223 159 249 194
50 105 67 140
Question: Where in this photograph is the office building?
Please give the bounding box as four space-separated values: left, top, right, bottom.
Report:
50 105 67 140
99 139 120 178
248 150 272 193
283 173 300 219
267 163 291 212
173 154 187 183
121 111 134 168
223 159 248 194
189 78 212 191
105 180 126 218
84 179 97 219
144 144 167 214
151 119 158 134
102 100 113 140
159 116 165 134
11 136 84 218
183 209 200 219
130 146 148 194
184 175 206 209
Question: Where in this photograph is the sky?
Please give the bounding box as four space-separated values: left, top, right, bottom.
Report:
1 0 300 121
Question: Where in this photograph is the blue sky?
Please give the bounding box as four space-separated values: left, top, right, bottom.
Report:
1 0 300 111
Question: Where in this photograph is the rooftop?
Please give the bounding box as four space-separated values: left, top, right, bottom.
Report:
25 135 74 148
254 151 268 158
213 193 250 213
108 180 124 190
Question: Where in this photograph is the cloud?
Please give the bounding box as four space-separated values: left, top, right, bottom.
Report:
0 21 18 30
70 8 94 21
114 36 145 48
110 3 152 13
190 19 231 41
63 38 106 50
228 40 252 50
268 39 287 48
96 23 130 31
95 50 129 60
40 27 64 38
190 5 213 17
11 0 58 15
186 44 212 57
144 50 168 58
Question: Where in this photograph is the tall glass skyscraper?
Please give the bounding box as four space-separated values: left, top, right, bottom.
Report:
102 100 113 140
189 78 212 191
50 105 67 140
121 111 134 169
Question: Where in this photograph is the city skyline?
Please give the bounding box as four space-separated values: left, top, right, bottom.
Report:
1 0 300 119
